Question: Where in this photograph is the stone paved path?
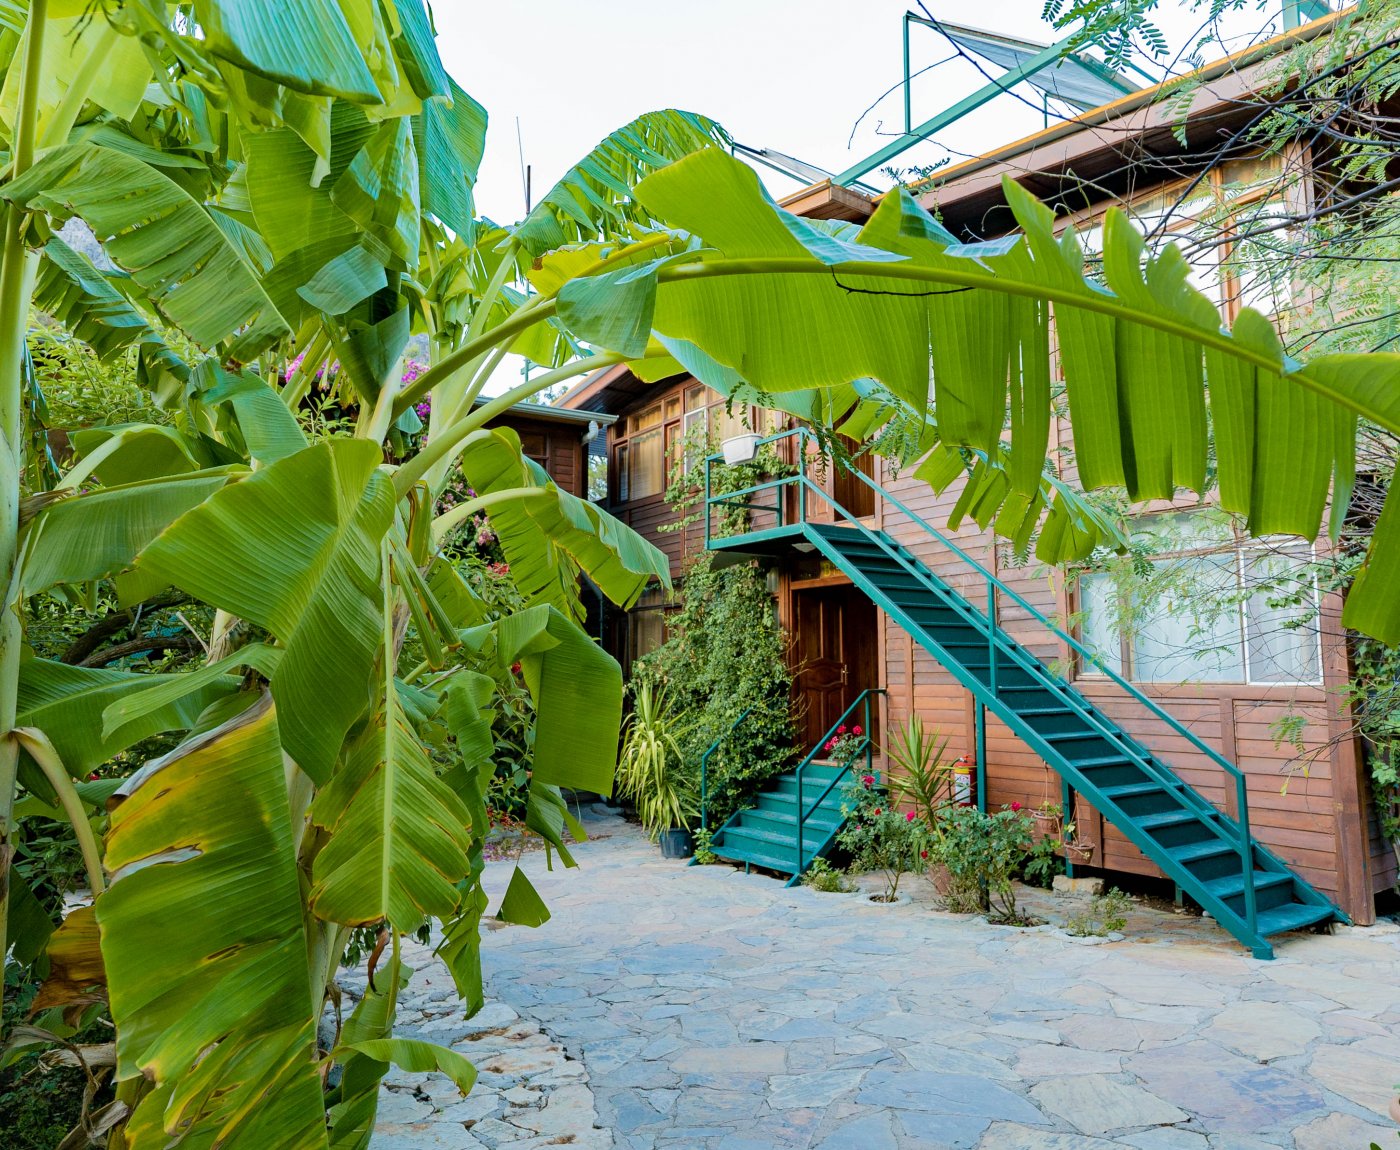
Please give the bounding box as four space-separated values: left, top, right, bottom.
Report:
376 808 1400 1149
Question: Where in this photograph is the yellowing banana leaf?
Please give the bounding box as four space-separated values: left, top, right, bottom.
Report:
137 440 396 783
308 678 474 931
3 143 290 357
97 695 327 1149
31 906 104 1018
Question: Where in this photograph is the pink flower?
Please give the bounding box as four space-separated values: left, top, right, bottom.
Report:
825 739 837 752
852 725 863 736
861 774 874 787
1010 801 1022 812
837 725 847 735
905 810 916 822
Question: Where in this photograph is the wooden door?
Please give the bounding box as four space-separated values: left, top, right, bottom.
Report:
792 585 879 753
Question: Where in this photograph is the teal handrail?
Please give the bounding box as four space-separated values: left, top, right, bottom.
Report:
699 706 753 833
703 427 1261 935
794 689 884 877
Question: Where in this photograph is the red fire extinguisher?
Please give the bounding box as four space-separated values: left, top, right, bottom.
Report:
952 754 976 807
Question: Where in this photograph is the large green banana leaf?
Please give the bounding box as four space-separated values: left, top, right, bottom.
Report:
31 237 187 377
17 658 237 781
20 470 238 597
552 147 1400 639
137 440 396 783
497 604 622 798
455 428 670 618
512 109 730 257
413 78 486 239
308 676 474 930
2 143 290 358
97 695 327 1149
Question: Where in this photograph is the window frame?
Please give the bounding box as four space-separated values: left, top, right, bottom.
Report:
1073 513 1325 688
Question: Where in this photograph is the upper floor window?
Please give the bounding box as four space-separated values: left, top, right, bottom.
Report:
1076 511 1323 686
611 384 769 502
1070 151 1293 325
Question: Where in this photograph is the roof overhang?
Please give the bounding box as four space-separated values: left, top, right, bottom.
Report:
911 8 1348 235
475 393 617 426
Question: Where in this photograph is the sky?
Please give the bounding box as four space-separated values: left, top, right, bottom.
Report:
430 0 1309 391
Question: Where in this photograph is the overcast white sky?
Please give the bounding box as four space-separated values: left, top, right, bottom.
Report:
429 0 1305 392
435 0 1298 222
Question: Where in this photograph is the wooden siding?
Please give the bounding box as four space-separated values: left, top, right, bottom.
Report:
490 413 587 498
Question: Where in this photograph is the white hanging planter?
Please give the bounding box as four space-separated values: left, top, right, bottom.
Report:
721 433 763 465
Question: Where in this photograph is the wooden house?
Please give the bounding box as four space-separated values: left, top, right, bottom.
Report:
558 12 1392 939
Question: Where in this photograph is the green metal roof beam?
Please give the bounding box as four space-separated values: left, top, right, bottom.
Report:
835 29 1082 186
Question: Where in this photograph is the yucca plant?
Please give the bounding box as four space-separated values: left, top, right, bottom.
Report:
887 716 955 828
616 680 698 839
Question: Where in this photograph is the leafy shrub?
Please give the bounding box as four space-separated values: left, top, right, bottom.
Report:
616 680 697 838
837 777 925 901
1065 888 1132 937
802 857 853 892
692 826 719 865
634 551 795 828
927 805 1039 924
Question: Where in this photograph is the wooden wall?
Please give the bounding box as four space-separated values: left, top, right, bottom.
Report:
492 413 587 499
875 443 1382 923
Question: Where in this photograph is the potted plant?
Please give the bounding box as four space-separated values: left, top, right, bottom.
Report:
616 679 698 857
721 431 763 464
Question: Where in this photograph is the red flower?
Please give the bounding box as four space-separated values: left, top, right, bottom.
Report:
872 807 882 816
1010 801 1022 812
905 810 916 822
511 662 522 675
852 725 863 736
920 850 929 860
837 725 848 735
861 774 874 787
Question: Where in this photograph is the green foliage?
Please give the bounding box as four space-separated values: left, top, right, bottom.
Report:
634 552 796 827
837 778 925 901
926 805 1039 924
615 679 696 838
801 856 854 893
886 716 955 825
1065 888 1132 937
691 825 719 865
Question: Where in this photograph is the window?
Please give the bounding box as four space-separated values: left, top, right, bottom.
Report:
1077 512 1322 685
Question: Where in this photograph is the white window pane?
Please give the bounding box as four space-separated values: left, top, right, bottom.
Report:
1130 510 1233 552
1132 555 1244 682
1244 547 1321 684
1078 573 1123 676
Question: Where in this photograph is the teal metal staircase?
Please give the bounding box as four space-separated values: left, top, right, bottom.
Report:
702 429 1344 959
701 692 881 884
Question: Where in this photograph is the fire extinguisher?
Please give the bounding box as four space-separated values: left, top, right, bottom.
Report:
952 754 975 807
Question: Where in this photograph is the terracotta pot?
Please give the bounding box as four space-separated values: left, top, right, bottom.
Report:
926 862 953 896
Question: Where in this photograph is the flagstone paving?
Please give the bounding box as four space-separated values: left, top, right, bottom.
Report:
372 808 1400 1149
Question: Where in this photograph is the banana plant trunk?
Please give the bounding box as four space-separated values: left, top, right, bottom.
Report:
0 0 47 1018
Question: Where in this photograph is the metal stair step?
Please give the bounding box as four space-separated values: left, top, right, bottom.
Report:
1101 782 1174 800
734 811 838 844
1135 809 1203 832
719 824 829 854
1202 871 1295 902
1165 839 1238 864
1255 902 1335 937
709 841 801 875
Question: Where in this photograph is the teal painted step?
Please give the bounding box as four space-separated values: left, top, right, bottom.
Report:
712 520 1342 959
707 759 858 880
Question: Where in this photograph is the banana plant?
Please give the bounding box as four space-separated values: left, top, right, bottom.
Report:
0 2 1396 1147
